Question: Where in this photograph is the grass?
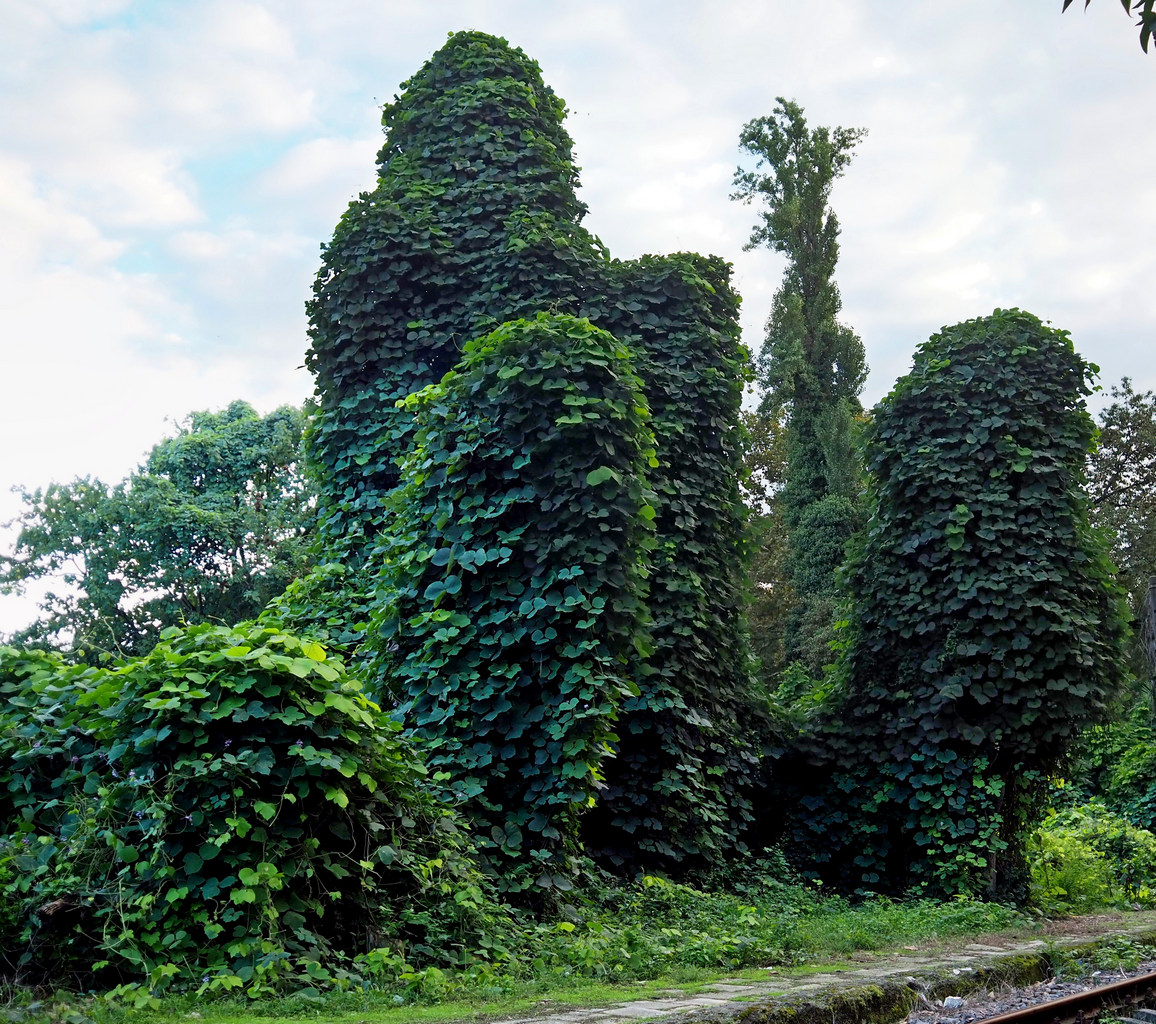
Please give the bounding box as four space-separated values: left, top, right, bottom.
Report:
2 881 1038 1024
4 974 744 1024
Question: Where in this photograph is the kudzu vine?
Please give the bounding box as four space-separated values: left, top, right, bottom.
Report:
0 625 489 991
790 309 1130 899
369 314 655 889
297 30 764 874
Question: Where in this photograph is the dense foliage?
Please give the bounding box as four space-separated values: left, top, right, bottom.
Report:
0 625 488 994
5 27 1152 1012
1030 802 1156 910
733 100 868 679
1088 379 1156 643
304 31 600 569
368 314 655 888
792 309 1130 899
739 408 793 683
0 402 313 660
297 30 762 873
580 255 766 873
1106 728 1156 829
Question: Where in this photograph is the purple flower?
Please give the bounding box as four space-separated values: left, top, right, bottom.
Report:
295 739 304 748
223 739 232 749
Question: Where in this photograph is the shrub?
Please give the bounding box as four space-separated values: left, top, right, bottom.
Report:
0 625 491 992
1030 803 1156 911
1107 732 1156 830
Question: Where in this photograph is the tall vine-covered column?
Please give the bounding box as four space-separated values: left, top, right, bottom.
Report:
294 30 766 878
368 314 655 890
795 309 1130 899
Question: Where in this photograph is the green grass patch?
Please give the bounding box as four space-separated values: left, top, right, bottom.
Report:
2 879 1031 1024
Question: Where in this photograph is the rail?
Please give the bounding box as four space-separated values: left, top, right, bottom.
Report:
973 968 1156 1024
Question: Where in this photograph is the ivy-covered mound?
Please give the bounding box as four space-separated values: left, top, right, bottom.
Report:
789 309 1130 900
369 314 654 890
304 30 601 571
0 625 488 994
294 30 765 874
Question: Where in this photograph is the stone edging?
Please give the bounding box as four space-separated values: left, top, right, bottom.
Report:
678 926 1156 1024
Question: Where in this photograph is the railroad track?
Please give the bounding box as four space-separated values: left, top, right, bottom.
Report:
973 969 1156 1024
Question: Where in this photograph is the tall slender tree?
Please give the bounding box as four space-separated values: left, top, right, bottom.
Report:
733 99 867 677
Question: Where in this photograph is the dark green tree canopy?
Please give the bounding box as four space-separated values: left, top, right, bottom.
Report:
1 401 313 659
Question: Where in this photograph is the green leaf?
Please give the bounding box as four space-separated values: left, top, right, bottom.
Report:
254 801 277 822
301 641 327 662
585 466 617 486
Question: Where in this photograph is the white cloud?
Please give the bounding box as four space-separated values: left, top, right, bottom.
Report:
256 135 381 227
2 0 1156 636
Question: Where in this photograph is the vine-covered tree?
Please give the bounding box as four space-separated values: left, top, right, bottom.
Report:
581 255 765 872
369 314 654 888
794 309 1130 899
304 32 601 568
732 99 867 678
0 402 313 659
296 31 765 875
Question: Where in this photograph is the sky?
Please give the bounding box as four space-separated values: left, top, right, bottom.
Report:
1 0 1154 634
